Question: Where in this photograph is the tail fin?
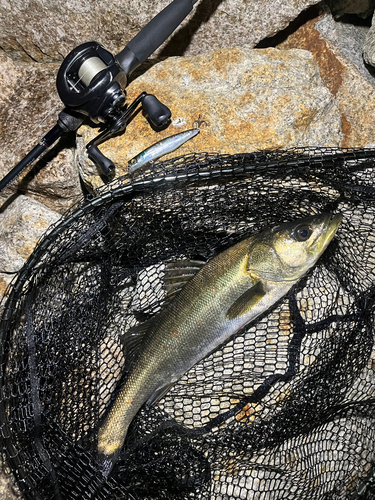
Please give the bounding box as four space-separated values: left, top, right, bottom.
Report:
97 449 120 480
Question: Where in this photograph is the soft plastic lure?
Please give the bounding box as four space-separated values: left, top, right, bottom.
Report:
127 117 205 173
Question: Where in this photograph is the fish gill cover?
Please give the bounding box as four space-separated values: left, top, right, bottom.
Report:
0 147 375 499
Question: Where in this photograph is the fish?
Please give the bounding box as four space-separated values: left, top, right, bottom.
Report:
127 117 205 173
97 213 342 476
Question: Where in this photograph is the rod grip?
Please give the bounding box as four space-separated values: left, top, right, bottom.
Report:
0 124 64 193
117 0 196 75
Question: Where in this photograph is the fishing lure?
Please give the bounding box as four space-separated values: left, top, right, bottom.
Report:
127 116 206 173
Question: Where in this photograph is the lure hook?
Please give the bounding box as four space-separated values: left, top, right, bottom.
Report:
193 115 208 129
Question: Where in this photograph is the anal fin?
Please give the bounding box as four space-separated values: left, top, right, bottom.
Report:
146 382 176 408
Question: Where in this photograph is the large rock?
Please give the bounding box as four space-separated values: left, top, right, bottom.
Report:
278 6 375 148
0 0 322 63
0 53 82 213
314 6 374 86
76 46 342 190
0 195 60 302
0 194 60 272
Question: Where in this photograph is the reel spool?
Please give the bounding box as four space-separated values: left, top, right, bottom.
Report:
57 42 128 124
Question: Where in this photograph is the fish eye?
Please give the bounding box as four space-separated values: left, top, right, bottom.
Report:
293 224 312 242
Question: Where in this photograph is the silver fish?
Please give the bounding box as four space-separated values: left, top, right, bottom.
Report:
97 213 342 476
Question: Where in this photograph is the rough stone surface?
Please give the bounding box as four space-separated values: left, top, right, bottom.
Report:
77 46 342 190
363 10 375 65
0 0 322 63
0 194 60 273
0 193 60 319
0 53 83 213
315 7 374 85
278 7 375 148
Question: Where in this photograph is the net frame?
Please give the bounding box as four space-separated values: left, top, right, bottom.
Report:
0 147 375 499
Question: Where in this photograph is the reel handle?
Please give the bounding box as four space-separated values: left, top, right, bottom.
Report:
84 92 171 178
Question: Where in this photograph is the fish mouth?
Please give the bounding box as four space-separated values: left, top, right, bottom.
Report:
311 213 342 252
322 213 342 241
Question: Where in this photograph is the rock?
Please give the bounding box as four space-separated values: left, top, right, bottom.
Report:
16 135 83 215
76 46 342 190
363 10 375 65
156 0 324 58
0 272 14 310
0 53 83 213
278 6 375 148
315 6 373 85
0 0 322 63
324 0 375 18
0 194 60 276
0 193 60 314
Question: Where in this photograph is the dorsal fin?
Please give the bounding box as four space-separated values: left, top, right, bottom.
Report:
164 258 206 301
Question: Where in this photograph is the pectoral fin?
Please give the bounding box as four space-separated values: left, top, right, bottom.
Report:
226 281 266 320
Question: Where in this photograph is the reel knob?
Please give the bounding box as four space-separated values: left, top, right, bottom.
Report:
142 94 171 128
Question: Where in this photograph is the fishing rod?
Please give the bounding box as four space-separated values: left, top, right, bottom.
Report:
0 0 200 193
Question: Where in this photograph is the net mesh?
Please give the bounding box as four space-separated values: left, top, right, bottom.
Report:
1 147 375 499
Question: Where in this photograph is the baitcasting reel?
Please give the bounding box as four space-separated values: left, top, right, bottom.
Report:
0 0 199 191
57 40 171 176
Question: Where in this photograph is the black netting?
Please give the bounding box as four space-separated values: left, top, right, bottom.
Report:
1 147 375 499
